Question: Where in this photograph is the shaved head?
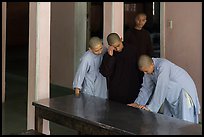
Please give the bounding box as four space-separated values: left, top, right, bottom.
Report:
107 33 121 45
135 12 147 20
89 37 102 49
138 54 153 69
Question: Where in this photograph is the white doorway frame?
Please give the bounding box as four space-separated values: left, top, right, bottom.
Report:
2 2 7 103
160 2 165 58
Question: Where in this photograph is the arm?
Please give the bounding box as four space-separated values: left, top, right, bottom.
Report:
99 53 116 77
134 74 155 105
73 57 89 95
128 74 155 109
146 63 171 113
102 44 115 56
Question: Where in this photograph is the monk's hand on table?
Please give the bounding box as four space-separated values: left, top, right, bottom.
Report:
140 105 150 111
127 103 141 108
127 103 150 111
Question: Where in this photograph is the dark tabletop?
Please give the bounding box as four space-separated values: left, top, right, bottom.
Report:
32 93 202 135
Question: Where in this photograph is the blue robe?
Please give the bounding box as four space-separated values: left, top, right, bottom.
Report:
134 58 200 123
73 48 107 99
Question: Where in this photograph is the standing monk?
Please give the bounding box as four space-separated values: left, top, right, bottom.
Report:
100 33 140 104
125 12 154 90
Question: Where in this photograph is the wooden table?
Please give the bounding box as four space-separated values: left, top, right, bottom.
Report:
32 93 202 135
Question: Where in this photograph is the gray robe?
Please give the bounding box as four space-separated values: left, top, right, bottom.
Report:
134 58 200 123
73 49 107 99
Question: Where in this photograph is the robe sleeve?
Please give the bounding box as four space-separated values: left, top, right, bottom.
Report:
134 74 155 105
146 63 171 113
73 57 90 90
99 53 116 77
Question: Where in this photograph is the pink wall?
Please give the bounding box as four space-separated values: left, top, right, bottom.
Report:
103 2 112 47
103 2 124 47
50 2 87 89
112 2 124 38
50 2 75 88
165 2 202 121
27 2 51 133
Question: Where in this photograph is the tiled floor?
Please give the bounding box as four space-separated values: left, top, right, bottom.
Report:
2 47 78 135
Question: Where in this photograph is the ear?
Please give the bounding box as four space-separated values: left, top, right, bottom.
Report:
120 37 123 41
144 19 147 23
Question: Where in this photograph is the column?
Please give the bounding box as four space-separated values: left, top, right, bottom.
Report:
103 2 124 47
27 2 51 135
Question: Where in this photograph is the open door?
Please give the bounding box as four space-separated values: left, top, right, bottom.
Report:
86 2 103 49
124 2 160 57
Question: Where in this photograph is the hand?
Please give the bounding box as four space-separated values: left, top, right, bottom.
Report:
75 88 80 97
127 103 141 108
108 46 115 56
127 103 150 111
141 106 150 111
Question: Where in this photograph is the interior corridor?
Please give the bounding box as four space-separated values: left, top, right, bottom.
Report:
2 47 78 135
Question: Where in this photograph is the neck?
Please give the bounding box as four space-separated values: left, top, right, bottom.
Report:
135 26 142 30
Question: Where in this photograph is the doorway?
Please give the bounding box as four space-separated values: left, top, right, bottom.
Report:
86 2 103 49
124 2 160 57
3 2 29 134
6 2 29 78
